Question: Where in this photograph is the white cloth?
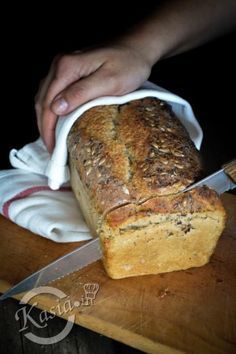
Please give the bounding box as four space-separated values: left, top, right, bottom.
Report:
10 82 203 190
0 81 203 242
0 169 91 242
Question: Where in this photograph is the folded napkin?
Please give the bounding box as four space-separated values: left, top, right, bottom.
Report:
0 169 91 242
0 81 203 242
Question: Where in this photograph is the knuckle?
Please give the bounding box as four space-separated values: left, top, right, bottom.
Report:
104 73 125 94
100 66 126 94
56 54 75 72
68 84 86 101
111 79 125 94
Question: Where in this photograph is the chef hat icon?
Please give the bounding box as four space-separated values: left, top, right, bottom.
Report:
83 283 99 300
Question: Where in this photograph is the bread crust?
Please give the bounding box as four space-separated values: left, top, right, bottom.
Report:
68 97 226 279
67 98 202 216
104 186 225 228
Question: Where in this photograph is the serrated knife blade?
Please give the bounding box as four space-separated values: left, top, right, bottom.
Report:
184 159 236 194
0 238 101 301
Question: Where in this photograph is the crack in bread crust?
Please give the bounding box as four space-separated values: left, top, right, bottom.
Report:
67 97 202 216
68 98 226 279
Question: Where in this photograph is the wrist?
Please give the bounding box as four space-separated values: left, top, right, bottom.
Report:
116 32 164 68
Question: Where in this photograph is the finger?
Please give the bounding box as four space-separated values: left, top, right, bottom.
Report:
46 70 108 147
50 68 123 115
35 71 56 138
41 107 58 153
43 52 92 106
35 55 61 106
39 76 82 151
36 57 76 151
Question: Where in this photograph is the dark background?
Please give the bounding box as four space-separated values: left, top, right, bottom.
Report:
1 3 235 175
0 4 235 354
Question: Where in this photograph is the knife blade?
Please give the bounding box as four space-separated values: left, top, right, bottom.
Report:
184 159 236 193
0 237 101 301
1 160 235 301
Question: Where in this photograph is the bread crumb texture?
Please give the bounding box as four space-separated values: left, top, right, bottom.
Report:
68 97 226 279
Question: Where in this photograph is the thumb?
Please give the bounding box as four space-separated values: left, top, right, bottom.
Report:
51 70 119 115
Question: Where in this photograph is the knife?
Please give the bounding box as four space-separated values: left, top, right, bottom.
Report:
0 159 235 301
0 238 102 301
184 159 236 193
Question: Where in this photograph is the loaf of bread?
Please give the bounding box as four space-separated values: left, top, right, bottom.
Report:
67 97 226 279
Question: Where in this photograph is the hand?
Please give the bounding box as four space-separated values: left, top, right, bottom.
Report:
35 44 152 152
35 0 236 153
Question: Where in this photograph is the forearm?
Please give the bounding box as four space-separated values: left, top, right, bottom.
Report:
118 0 236 66
37 0 236 151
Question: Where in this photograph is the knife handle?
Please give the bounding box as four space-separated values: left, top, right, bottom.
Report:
223 159 236 183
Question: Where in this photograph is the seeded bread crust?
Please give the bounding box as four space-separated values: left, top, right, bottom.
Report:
68 97 226 279
67 98 202 216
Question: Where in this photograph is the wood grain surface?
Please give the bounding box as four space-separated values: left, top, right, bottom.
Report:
0 193 235 354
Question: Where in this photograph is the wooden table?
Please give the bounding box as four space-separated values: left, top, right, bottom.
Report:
0 193 235 354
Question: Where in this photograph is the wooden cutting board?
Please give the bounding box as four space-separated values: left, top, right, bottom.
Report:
0 193 235 354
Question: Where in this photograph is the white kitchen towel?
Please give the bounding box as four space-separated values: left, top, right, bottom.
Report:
10 81 203 190
0 169 91 242
0 81 203 243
